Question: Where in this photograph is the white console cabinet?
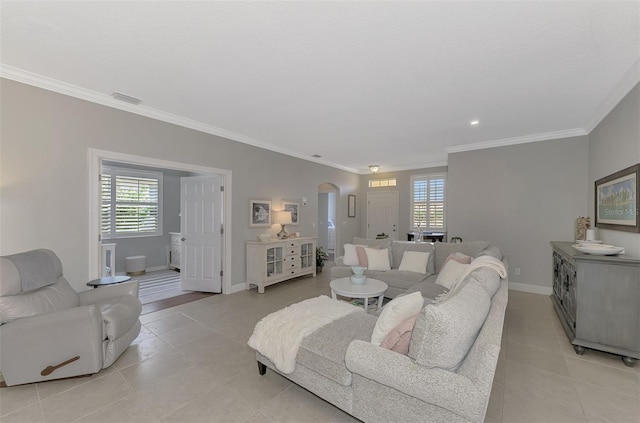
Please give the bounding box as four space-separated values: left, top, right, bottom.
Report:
246 237 317 293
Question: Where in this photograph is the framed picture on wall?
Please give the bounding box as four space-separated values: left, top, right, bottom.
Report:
595 163 639 233
283 201 300 225
250 199 272 227
348 194 356 217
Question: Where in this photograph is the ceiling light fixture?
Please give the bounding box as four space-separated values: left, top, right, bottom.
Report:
470 120 480 126
368 165 380 174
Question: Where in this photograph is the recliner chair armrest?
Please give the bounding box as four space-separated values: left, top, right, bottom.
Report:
345 340 484 422
79 280 139 305
0 305 104 386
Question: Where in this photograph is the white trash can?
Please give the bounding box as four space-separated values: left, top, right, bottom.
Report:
125 255 146 276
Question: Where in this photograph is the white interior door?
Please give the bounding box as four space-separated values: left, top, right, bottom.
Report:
366 191 399 240
180 176 222 293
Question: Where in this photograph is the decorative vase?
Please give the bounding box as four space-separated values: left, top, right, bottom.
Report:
350 275 366 285
350 266 367 285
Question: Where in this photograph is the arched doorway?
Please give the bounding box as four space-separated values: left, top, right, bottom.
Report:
318 183 340 261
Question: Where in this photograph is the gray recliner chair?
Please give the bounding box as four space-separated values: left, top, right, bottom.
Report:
0 249 142 386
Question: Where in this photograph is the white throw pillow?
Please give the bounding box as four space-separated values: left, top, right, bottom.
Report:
343 244 359 266
398 251 430 274
365 247 391 271
435 260 470 290
371 291 424 346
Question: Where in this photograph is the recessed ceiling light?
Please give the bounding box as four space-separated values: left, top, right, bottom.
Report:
470 120 480 126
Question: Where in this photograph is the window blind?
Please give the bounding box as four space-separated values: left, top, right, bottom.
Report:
101 166 162 238
411 174 446 230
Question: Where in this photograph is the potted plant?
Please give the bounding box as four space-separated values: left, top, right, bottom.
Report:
316 246 329 273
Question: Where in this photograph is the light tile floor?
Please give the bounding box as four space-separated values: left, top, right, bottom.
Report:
2 265 639 422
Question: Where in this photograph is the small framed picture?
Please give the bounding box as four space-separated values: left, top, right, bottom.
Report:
283 201 300 225
250 200 272 227
348 194 356 217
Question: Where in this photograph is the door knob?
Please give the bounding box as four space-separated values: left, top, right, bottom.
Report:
181 237 186 242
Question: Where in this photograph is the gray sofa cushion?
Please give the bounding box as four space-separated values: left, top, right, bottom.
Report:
434 241 490 273
297 311 377 386
390 241 435 274
408 279 491 371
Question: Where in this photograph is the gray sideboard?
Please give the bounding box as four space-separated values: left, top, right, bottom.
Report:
550 241 640 367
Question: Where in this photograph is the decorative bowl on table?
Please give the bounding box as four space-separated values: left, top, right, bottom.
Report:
350 266 367 285
571 244 625 256
258 234 272 242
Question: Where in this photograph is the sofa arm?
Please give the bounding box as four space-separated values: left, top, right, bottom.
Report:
345 340 484 422
0 306 104 386
334 256 345 266
79 280 139 305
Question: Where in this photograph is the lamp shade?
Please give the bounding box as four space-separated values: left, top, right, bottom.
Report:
275 211 293 225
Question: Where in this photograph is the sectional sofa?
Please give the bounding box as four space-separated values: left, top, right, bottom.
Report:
252 239 508 422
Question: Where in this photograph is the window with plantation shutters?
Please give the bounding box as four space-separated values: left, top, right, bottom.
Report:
411 173 446 231
101 166 163 238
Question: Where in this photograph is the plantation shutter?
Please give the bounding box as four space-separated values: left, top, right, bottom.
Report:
101 166 162 238
411 174 446 231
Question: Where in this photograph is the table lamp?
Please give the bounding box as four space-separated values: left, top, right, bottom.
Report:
275 211 293 239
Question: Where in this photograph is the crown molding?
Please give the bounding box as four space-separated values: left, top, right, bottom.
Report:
446 128 588 154
0 64 359 174
582 59 640 133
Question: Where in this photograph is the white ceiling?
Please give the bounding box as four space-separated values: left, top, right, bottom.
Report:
1 1 639 174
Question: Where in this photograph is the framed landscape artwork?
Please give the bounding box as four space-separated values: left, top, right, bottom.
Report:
595 163 639 233
250 200 272 227
283 201 299 225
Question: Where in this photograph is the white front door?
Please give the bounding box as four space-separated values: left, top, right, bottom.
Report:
180 176 222 293
366 191 399 240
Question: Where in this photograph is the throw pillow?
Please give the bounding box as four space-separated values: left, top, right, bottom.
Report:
381 313 419 355
343 244 359 266
355 245 368 267
435 260 470 290
408 280 491 370
365 247 391 271
445 252 472 265
398 251 430 274
371 291 423 345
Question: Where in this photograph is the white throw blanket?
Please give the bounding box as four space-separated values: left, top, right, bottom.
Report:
248 295 362 374
436 255 507 303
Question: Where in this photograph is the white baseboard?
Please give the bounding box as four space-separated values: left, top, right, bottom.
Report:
147 265 169 272
228 283 248 294
508 282 553 296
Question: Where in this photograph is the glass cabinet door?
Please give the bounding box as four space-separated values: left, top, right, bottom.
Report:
300 242 314 269
266 246 284 279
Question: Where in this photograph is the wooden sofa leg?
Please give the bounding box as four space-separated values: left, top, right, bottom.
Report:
257 361 267 375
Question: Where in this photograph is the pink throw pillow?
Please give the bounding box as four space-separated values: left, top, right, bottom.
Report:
445 252 472 266
356 245 368 267
380 313 419 355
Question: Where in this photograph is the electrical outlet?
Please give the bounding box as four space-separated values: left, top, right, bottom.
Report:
515 267 521 276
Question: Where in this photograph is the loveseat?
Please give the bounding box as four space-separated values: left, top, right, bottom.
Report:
331 237 500 298
252 242 508 422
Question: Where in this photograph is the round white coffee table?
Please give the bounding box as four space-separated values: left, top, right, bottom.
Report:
330 277 388 313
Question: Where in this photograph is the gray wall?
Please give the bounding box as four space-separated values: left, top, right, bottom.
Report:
588 83 640 256
447 137 589 290
0 79 361 292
